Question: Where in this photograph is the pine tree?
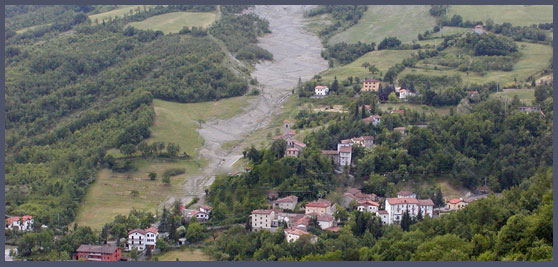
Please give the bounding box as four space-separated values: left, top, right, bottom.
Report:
354 103 360 120
331 77 339 94
400 210 411 231
361 105 367 118
417 208 423 221
159 207 169 232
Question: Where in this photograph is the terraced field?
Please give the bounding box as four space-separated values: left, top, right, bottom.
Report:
126 11 218 33
447 5 553 26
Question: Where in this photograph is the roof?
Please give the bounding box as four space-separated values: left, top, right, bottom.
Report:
306 199 331 208
391 109 404 114
307 212 335 222
418 199 435 206
394 127 406 131
200 205 212 210
128 228 146 235
386 198 419 205
363 115 382 122
275 195 298 203
361 136 374 140
145 227 158 234
364 79 379 83
339 146 352 153
340 139 352 144
448 198 465 204
252 209 274 215
286 147 299 152
321 150 338 155
315 85 329 90
6 217 20 224
397 190 414 196
355 192 377 199
285 228 311 236
378 210 388 214
346 187 361 195
357 200 380 207
295 216 310 226
76 245 119 254
292 139 306 148
325 226 341 232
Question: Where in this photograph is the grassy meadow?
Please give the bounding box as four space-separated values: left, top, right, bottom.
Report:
88 5 158 23
447 5 553 26
126 11 218 34
329 5 436 45
156 248 212 261
490 88 536 105
75 97 253 230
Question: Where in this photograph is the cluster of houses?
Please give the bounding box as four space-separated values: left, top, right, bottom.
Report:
5 215 34 232
250 189 436 243
182 205 213 222
321 135 375 168
313 79 417 100
273 120 307 158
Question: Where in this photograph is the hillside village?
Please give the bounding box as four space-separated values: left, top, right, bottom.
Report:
4 4 553 262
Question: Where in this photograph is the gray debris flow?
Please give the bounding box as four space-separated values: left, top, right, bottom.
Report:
171 5 328 206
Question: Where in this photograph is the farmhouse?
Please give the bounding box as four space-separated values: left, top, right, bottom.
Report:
396 87 416 99
340 136 375 148
73 245 122 261
284 228 317 243
5 215 34 232
385 197 434 224
362 115 381 126
305 199 335 216
446 198 469 211
321 143 353 168
273 195 298 211
185 206 212 222
251 209 277 232
273 120 306 157
357 200 380 214
362 79 381 92
126 227 158 251
314 85 330 96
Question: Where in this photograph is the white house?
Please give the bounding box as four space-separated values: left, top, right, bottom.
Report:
199 205 212 215
362 115 381 126
273 195 298 211
377 210 389 224
251 209 276 232
385 197 434 224
357 200 380 214
5 216 34 232
284 228 317 243
337 144 352 167
190 210 209 221
126 227 158 251
396 87 416 99
314 85 330 96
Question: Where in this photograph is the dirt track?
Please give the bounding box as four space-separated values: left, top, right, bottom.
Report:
170 5 328 206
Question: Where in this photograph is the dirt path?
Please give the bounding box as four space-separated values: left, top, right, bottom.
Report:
169 6 328 206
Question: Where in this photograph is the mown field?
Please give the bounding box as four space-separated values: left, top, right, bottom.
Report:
88 5 158 22
75 97 253 230
490 88 536 105
320 49 420 83
329 5 436 45
126 11 218 34
447 5 553 26
156 248 212 261
399 42 553 85
378 102 451 115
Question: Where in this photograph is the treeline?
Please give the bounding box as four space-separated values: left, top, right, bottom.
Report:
322 41 376 65
383 49 440 83
306 5 368 41
456 33 518 56
5 5 94 32
209 13 272 62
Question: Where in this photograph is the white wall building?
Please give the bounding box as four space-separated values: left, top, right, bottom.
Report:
5 216 34 232
314 85 330 96
357 200 380 214
385 197 434 224
273 195 298 211
251 210 276 231
284 228 317 243
126 227 158 251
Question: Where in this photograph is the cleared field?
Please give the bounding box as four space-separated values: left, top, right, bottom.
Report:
157 248 212 261
379 103 451 115
399 42 553 85
15 23 51 34
490 88 535 105
448 5 553 27
329 5 436 45
89 5 157 23
126 11 217 34
320 49 419 83
76 97 253 230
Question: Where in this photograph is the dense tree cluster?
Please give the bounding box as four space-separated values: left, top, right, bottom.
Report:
322 41 376 65
455 33 518 56
377 37 402 50
306 5 368 41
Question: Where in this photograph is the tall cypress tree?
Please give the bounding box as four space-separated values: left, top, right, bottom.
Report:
400 209 411 231
159 207 169 232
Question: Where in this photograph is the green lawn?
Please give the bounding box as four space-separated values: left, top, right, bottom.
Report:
329 5 436 45
75 96 253 230
320 49 419 83
126 11 218 34
490 88 536 105
399 42 553 85
447 5 553 26
379 102 451 115
89 5 158 23
156 248 212 261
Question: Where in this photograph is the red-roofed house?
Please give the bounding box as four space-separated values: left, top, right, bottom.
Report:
391 109 404 114
341 187 379 208
307 212 336 229
446 198 468 211
315 85 330 96
73 245 122 261
385 196 434 224
363 115 381 126
305 199 335 216
273 195 298 210
357 200 380 214
5 215 34 231
362 79 380 92
273 120 305 157
397 190 416 198
126 227 158 251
